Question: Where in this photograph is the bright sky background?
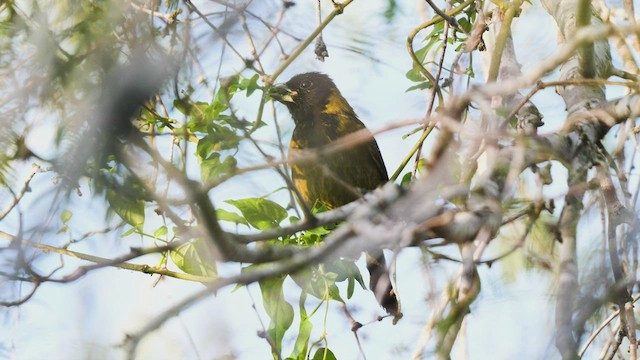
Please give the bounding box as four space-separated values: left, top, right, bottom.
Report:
1 0 635 359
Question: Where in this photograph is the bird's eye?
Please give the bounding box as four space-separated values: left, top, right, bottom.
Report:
300 80 312 89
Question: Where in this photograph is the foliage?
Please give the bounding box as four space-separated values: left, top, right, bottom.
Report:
2 0 640 360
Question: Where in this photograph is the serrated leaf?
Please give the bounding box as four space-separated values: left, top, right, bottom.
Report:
238 74 261 97
106 189 144 231
225 197 287 230
211 76 240 116
176 98 210 128
169 239 217 278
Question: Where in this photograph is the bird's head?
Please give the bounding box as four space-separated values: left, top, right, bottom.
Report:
269 72 343 124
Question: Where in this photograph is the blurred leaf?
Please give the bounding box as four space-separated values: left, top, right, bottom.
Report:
400 172 413 186
196 126 240 157
175 98 210 127
325 258 365 299
57 210 71 234
465 64 475 77
498 213 557 282
259 274 294 357
297 225 332 246
121 227 137 238
458 17 472 33
225 197 287 230
106 189 144 231
61 210 72 224
238 74 261 97
217 114 253 130
211 76 240 117
292 266 344 303
289 292 313 360
414 43 430 63
153 225 168 239
170 239 217 278
383 0 398 22
405 43 432 83
405 67 426 83
311 348 337 360
200 153 237 183
406 81 433 92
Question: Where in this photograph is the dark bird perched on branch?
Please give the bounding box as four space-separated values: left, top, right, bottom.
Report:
270 72 400 316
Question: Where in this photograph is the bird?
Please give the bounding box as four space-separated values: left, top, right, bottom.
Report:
270 72 399 316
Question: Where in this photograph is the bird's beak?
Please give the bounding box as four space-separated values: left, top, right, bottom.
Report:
268 83 297 103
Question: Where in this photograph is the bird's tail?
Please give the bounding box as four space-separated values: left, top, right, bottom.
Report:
366 252 400 316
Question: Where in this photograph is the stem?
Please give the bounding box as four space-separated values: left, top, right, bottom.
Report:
0 234 214 282
487 0 523 82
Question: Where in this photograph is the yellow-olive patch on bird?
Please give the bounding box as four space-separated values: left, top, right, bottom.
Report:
271 72 400 316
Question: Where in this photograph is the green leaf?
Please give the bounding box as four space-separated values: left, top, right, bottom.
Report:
297 225 332 246
405 67 426 83
414 44 430 63
458 17 472 33
60 209 72 224
405 32 441 86
173 98 190 115
153 225 168 239
169 239 217 278
324 258 365 299
405 81 433 92
259 274 294 357
121 227 137 238
291 266 344 303
238 74 261 97
210 76 240 117
217 113 254 130
225 197 287 230
196 126 240 158
175 98 210 127
347 276 355 299
200 153 237 183
216 208 249 226
289 292 313 360
106 189 144 231
400 172 413 186
311 348 337 360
